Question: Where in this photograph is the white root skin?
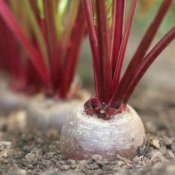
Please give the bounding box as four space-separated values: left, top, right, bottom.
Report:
60 105 145 160
26 91 90 132
0 83 28 115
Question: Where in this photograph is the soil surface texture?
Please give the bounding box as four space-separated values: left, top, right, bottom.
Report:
0 86 175 175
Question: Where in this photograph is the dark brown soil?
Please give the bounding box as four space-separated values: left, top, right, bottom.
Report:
0 86 175 175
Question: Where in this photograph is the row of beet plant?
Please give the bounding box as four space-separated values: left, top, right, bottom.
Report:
0 0 89 131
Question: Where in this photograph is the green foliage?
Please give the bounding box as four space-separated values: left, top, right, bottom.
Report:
94 0 112 27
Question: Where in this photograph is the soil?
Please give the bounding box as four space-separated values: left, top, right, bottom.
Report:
0 86 175 175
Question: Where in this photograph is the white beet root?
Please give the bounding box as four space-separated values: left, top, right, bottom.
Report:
0 82 28 115
60 105 145 160
26 91 90 132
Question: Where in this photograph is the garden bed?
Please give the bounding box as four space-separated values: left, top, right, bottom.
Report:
0 86 175 175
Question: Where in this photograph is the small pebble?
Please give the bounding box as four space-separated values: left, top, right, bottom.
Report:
151 138 160 149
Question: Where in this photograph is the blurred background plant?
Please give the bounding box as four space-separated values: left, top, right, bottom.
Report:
0 0 85 99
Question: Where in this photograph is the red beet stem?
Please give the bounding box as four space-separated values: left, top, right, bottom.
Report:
112 0 137 91
0 0 50 87
82 0 102 99
111 0 172 106
0 18 24 81
96 0 112 101
60 2 86 97
123 27 175 104
43 0 60 87
112 0 125 75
